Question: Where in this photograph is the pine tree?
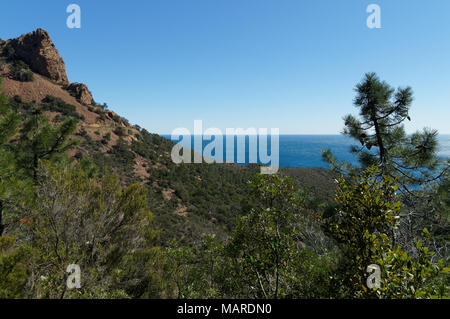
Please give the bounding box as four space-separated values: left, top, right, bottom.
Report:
1 77 78 235
0 78 21 236
15 106 79 182
322 72 445 193
322 73 449 266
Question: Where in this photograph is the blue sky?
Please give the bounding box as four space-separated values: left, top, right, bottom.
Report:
1 0 449 134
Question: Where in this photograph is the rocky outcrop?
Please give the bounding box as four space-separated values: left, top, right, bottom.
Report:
5 28 69 84
67 82 94 105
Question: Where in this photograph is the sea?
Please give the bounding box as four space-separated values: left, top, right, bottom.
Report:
162 134 450 168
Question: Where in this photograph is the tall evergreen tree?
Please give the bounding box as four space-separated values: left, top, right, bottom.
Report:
0 78 21 236
1 77 78 235
322 73 449 257
15 106 78 182
323 72 446 193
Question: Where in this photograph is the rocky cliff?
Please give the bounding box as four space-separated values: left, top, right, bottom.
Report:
3 28 69 84
1 29 98 106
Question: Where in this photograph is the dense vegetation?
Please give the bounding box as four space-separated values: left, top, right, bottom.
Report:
0 73 448 299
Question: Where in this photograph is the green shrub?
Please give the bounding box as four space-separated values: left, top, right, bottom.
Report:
53 114 65 123
96 113 106 122
41 95 82 120
3 45 15 60
114 126 126 137
326 166 448 298
101 132 111 145
10 60 34 82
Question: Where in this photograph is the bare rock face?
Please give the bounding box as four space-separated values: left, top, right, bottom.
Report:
67 82 94 105
6 28 69 84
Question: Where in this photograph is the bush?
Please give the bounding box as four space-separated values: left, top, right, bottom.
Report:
41 95 82 120
3 45 15 60
114 126 126 137
96 113 106 122
77 127 87 137
10 60 34 82
326 166 448 298
101 132 111 145
53 114 65 123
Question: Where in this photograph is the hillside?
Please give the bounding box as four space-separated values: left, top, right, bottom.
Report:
0 29 337 244
1 25 447 301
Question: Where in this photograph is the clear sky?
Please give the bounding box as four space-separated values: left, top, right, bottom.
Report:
1 0 449 134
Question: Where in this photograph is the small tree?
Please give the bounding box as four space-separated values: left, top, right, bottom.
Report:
225 174 332 298
326 166 448 298
15 106 78 182
23 161 155 298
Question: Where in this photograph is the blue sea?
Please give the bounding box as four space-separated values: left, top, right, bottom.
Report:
163 135 450 168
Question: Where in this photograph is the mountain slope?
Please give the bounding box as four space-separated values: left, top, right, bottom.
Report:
0 29 337 244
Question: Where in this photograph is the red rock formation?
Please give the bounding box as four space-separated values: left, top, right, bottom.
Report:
5 28 69 84
67 82 94 105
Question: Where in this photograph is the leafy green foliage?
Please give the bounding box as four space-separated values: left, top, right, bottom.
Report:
371 230 449 298
221 174 334 298
0 70 447 299
226 174 305 298
20 161 157 298
0 236 32 298
326 166 448 298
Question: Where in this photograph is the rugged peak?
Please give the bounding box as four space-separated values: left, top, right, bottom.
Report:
5 28 69 84
67 82 94 105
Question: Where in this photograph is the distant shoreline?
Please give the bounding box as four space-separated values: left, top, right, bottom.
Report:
161 134 450 168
